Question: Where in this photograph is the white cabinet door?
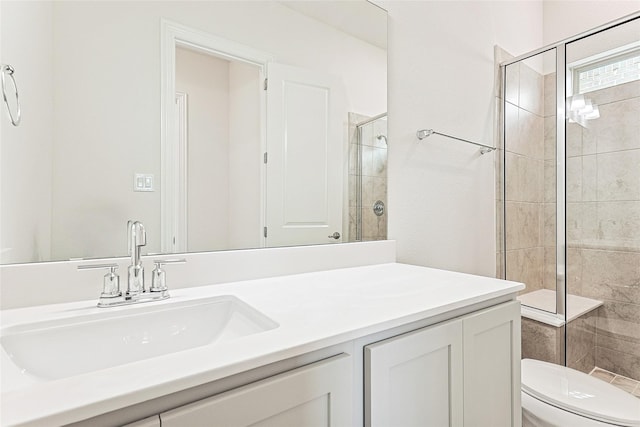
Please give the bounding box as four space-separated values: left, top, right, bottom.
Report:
160 353 352 427
122 415 160 427
463 301 521 427
365 319 464 427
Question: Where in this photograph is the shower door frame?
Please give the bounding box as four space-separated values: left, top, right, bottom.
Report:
499 10 640 366
500 45 566 322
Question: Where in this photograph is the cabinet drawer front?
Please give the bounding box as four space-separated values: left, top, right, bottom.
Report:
365 319 464 427
160 353 352 427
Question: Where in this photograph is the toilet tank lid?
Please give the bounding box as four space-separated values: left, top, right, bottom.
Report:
521 359 640 427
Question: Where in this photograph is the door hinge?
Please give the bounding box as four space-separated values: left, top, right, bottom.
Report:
263 226 268 238
263 152 268 164
264 78 268 90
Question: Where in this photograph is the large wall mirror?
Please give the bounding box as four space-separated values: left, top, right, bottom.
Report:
0 1 387 265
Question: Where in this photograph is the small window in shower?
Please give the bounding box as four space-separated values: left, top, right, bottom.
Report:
573 48 640 94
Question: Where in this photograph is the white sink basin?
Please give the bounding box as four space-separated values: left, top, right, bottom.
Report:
1 296 278 380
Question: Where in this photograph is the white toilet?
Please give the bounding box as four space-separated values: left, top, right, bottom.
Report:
521 359 640 427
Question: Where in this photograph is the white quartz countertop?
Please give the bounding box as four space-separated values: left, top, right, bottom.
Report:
0 262 524 426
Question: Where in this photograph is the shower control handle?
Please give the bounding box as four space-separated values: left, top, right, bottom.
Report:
328 232 341 240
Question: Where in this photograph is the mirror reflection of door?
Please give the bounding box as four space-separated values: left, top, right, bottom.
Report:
172 44 346 252
265 63 346 247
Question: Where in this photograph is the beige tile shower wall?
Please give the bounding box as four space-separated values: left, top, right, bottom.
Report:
567 309 597 374
522 311 597 374
565 80 640 381
521 317 563 365
502 59 546 294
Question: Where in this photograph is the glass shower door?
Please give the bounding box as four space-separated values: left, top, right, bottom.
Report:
503 48 559 314
502 47 568 365
564 17 640 380
503 15 640 384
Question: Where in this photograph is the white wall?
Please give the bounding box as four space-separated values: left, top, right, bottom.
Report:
381 1 544 277
0 1 53 263
543 1 640 45
49 1 162 260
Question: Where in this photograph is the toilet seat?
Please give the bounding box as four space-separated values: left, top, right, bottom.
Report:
522 359 640 427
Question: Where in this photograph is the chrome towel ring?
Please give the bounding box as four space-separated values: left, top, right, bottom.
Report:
1 64 21 126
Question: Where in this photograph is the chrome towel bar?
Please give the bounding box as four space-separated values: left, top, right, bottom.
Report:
417 128 495 154
1 64 21 126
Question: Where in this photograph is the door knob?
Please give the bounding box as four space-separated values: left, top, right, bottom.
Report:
328 232 341 240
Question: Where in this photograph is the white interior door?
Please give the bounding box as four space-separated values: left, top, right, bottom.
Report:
265 63 345 247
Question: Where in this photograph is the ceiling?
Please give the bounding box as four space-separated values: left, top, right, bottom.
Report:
279 1 387 50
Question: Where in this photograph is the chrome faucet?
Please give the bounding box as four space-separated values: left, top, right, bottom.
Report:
78 221 186 308
127 220 146 296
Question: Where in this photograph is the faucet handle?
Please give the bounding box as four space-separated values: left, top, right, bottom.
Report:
150 258 186 293
78 263 121 299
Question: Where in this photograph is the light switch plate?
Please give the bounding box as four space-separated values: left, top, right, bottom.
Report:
134 173 154 192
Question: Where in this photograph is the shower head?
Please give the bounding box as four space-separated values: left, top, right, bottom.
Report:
376 134 387 145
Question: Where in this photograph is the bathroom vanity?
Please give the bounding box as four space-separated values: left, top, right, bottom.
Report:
1 262 524 427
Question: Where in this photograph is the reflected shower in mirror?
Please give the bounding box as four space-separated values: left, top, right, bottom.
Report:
0 0 387 264
348 113 388 243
